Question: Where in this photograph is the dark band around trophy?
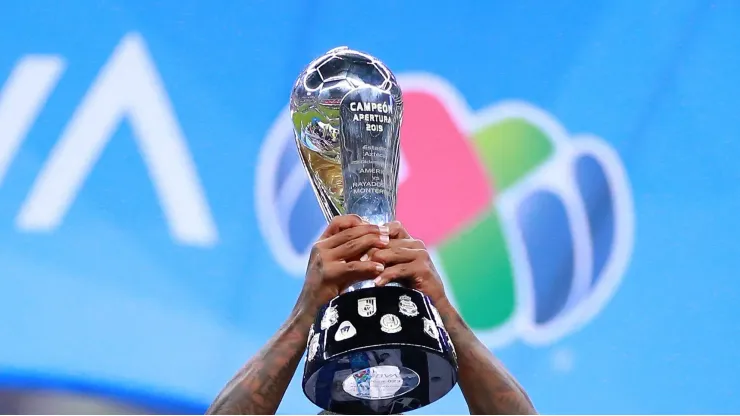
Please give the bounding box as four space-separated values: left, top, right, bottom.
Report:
290 46 459 414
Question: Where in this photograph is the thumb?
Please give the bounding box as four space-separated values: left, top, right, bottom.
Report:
372 263 407 287
335 260 385 289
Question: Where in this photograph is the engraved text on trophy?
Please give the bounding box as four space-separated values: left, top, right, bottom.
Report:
339 87 399 225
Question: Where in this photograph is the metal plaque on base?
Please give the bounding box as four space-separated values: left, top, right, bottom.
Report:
290 47 458 414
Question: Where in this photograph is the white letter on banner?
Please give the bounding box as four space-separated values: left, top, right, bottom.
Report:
0 56 65 186
16 33 218 247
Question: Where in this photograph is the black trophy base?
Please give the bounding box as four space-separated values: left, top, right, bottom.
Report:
302 286 458 415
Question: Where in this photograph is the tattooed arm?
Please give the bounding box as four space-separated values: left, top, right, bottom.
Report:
372 221 537 415
207 215 390 414
436 298 536 414
206 309 312 414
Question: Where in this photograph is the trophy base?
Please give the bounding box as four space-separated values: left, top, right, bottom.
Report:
302 286 458 415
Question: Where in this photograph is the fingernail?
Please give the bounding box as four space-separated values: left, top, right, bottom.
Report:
378 225 389 235
373 276 383 285
360 254 369 261
375 264 384 272
380 234 389 244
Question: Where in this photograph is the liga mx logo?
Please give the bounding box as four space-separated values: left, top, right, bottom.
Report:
256 74 634 347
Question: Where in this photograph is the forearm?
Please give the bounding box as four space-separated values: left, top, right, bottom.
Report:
437 299 536 415
206 310 313 415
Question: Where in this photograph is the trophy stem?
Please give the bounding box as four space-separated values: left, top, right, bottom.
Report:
342 280 405 294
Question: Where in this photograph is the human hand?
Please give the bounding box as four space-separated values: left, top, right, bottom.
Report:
295 215 389 316
370 221 448 307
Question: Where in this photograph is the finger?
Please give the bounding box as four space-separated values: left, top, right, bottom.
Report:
373 261 422 286
371 246 424 266
386 220 411 239
321 214 364 239
329 232 390 261
320 223 389 250
385 237 426 250
325 260 385 284
357 230 412 262
360 247 380 262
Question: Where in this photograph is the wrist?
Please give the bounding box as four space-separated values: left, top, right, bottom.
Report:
432 295 455 317
292 283 325 319
288 296 320 334
433 297 466 331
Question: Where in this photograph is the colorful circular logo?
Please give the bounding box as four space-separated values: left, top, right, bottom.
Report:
256 74 634 347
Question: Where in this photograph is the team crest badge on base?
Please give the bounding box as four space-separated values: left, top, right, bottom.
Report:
357 297 377 317
380 314 402 334
423 317 439 340
398 295 419 317
321 306 339 330
308 333 320 361
307 326 315 348
335 321 357 341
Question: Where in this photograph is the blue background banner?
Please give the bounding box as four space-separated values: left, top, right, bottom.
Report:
0 0 738 414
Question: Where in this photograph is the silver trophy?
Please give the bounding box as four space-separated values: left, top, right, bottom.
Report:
291 47 457 415
291 47 400 233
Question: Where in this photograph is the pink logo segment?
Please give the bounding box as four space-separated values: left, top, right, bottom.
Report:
397 91 493 245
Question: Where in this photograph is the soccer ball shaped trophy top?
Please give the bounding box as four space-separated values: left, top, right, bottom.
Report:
291 47 458 415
